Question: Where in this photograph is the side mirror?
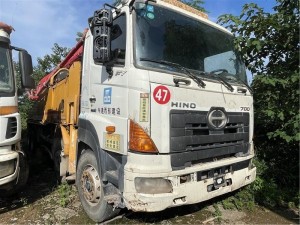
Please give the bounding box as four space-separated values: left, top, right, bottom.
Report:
91 9 113 63
19 51 35 89
111 24 122 41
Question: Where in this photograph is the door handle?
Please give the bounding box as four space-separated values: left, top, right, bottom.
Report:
173 78 191 87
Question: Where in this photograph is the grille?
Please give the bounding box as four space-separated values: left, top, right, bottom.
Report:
6 117 17 139
170 110 250 169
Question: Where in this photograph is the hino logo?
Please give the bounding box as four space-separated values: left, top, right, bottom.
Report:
171 102 196 109
207 109 228 129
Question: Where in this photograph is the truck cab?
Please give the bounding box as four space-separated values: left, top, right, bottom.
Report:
0 22 34 193
77 0 256 220
27 0 256 222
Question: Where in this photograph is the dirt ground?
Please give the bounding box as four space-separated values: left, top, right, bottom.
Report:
0 160 299 225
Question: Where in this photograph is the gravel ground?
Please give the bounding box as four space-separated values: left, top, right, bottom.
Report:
0 160 298 224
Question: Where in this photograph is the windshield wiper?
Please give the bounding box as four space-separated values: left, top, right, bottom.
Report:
209 70 234 92
215 75 234 92
210 69 253 94
235 77 253 95
140 58 206 88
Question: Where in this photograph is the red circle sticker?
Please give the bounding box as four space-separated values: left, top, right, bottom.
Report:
153 85 171 104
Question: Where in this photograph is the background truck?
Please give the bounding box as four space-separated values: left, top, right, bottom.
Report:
27 0 256 222
0 22 34 193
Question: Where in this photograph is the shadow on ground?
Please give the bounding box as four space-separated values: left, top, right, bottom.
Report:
0 152 58 215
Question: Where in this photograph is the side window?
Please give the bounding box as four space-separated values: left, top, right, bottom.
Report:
111 14 126 66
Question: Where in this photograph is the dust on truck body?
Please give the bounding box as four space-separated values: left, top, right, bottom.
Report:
0 22 34 191
27 0 256 222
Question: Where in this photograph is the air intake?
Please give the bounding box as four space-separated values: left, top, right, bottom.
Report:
6 117 17 139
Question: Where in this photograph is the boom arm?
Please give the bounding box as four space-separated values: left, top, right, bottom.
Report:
28 30 87 100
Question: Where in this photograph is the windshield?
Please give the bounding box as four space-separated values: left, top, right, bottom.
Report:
134 3 247 83
0 44 14 94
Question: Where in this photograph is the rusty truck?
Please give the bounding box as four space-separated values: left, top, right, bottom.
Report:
27 0 256 222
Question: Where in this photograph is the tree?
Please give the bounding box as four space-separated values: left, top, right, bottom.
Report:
33 43 70 83
218 0 299 188
180 0 207 13
16 43 70 130
76 32 84 42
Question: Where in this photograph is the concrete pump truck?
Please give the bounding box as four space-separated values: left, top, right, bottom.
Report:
27 0 256 222
0 22 34 193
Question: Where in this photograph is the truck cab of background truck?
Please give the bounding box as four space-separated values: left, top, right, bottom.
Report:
74 0 256 222
0 22 34 192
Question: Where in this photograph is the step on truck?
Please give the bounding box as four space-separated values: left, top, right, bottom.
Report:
27 0 256 222
0 22 34 193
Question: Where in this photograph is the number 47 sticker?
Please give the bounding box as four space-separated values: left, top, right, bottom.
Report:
153 85 171 104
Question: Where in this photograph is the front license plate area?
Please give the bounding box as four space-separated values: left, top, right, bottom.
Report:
214 176 225 188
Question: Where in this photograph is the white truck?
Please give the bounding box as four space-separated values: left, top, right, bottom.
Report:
27 0 256 222
0 22 34 193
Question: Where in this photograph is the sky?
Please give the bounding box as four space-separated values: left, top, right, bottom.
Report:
0 0 276 65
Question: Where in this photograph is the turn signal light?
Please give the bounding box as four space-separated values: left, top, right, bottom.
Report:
129 120 158 153
106 126 116 134
0 106 18 116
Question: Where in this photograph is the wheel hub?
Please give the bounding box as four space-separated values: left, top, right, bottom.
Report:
80 165 101 204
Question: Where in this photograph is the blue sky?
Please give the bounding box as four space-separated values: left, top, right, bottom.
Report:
0 0 276 65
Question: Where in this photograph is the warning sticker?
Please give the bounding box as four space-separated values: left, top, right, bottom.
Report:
104 133 120 151
153 85 171 105
140 93 149 122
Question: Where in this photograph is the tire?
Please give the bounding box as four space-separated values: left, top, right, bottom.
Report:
16 152 29 188
52 137 66 183
76 149 120 222
27 125 36 160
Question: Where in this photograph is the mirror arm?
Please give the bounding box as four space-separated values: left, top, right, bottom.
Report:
105 64 113 78
105 58 119 78
10 46 27 52
104 48 125 78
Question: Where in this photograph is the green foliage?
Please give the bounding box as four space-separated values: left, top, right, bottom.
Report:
252 177 279 207
253 159 300 208
33 43 70 83
217 0 299 209
179 0 208 13
19 97 33 129
219 1 299 76
222 187 256 211
16 43 70 131
212 203 222 222
223 158 299 211
218 0 299 192
76 32 84 42
57 182 72 207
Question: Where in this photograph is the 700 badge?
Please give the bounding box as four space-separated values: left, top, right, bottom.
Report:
153 85 171 104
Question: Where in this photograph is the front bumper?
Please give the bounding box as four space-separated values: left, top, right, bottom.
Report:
0 146 19 187
123 154 256 212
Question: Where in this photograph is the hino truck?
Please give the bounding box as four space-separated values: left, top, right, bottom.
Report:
27 0 256 222
0 22 34 193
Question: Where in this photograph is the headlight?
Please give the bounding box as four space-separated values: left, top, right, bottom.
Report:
135 177 173 194
0 159 16 178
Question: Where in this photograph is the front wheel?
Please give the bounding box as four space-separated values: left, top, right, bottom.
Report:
76 149 119 222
